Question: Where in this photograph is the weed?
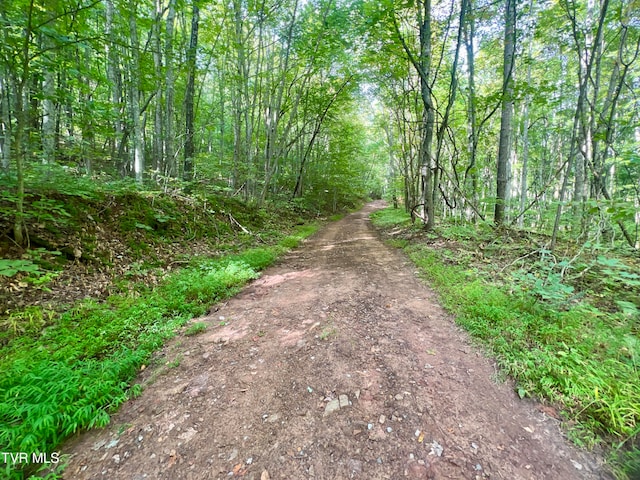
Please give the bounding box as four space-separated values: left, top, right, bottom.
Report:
0 259 40 277
185 322 207 336
319 326 337 340
167 354 183 368
0 306 54 338
387 239 409 249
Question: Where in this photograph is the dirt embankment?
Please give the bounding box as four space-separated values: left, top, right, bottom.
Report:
63 202 609 479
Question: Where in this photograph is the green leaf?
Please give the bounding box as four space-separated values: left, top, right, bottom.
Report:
0 259 40 277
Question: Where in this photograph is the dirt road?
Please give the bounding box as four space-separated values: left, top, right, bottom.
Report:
63 202 608 479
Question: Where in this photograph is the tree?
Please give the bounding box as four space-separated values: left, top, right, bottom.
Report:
184 0 199 181
494 0 516 225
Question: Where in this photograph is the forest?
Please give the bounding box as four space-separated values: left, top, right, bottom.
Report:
1 0 639 477
1 0 640 241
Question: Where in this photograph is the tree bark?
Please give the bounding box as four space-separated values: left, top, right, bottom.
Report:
184 0 200 181
495 0 516 225
128 0 144 184
164 0 176 177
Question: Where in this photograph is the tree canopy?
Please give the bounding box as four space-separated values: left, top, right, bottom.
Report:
1 0 639 250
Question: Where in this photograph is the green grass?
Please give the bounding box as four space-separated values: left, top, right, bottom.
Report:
370 207 413 228
370 207 640 478
0 224 317 480
184 322 208 336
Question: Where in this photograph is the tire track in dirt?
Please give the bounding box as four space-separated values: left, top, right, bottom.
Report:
63 202 609 479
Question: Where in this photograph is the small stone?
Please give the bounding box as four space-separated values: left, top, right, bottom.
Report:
106 439 119 449
354 389 361 399
246 457 253 465
430 441 444 457
395 394 404 401
266 413 280 423
112 454 120 464
308 465 315 476
379 415 386 424
92 440 106 450
367 423 373 430
339 394 349 408
386 427 392 433
474 464 482 471
261 471 270 480
347 459 363 473
571 460 583 471
228 449 238 461
323 399 340 416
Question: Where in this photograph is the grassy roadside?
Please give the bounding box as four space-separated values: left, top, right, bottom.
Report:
0 220 317 480
370 207 640 479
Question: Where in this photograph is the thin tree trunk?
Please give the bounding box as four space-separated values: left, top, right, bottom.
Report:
552 0 610 249
184 0 199 181
41 45 56 164
105 0 123 167
152 0 164 179
463 0 478 222
164 0 176 177
129 0 144 184
0 68 11 172
495 0 516 225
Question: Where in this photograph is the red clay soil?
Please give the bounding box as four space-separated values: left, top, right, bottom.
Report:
62 202 610 480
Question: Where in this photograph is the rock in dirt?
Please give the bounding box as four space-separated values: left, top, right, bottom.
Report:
323 399 340 416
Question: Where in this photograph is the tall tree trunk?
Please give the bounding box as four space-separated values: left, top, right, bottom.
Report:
0 68 11 172
152 0 164 179
418 0 435 230
41 49 56 164
552 0 610 249
164 0 176 177
129 0 144 184
104 0 123 167
184 0 199 181
495 0 516 225
463 0 478 222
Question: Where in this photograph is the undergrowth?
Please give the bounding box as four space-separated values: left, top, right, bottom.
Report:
0 225 318 479
371 207 640 479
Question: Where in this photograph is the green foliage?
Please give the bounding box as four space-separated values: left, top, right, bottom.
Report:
0 224 317 479
0 306 54 340
369 208 412 228
184 322 207 336
0 259 40 277
407 244 640 443
371 207 640 473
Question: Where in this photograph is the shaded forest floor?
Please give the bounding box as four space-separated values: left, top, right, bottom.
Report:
0 185 308 338
60 202 608 479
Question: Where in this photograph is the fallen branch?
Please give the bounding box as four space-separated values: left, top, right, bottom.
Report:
228 213 250 235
